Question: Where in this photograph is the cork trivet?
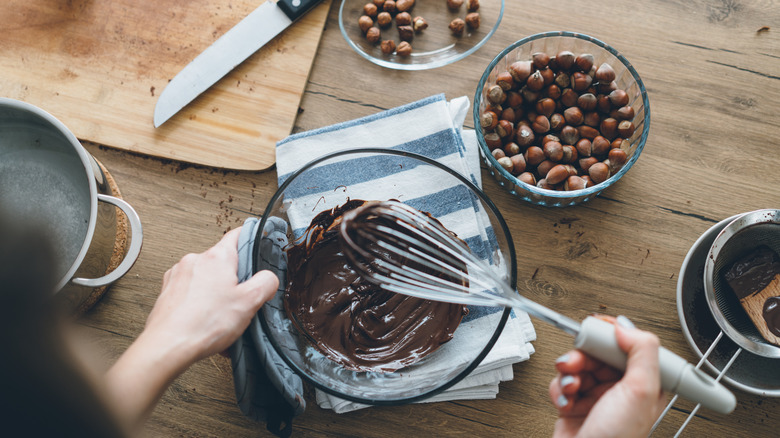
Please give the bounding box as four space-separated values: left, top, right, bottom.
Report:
74 159 129 317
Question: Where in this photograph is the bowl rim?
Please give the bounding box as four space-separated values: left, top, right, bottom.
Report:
253 147 514 405
472 30 651 202
337 0 505 71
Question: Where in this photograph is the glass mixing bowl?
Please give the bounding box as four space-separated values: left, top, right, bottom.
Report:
254 148 513 405
474 31 650 207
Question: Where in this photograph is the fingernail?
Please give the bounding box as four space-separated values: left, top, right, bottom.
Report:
557 394 569 408
555 354 570 364
560 375 575 389
617 315 635 329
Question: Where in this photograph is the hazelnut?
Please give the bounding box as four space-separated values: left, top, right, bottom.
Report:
595 63 616 83
479 110 499 130
537 160 555 178
531 115 550 134
597 95 612 113
588 162 610 184
449 18 465 35
536 178 554 190
496 120 514 139
564 175 588 191
535 98 556 118
412 16 428 32
364 3 378 18
504 141 521 156
484 132 502 150
571 71 592 92
538 68 555 86
613 105 635 121
380 39 396 54
577 93 597 112
574 53 595 72
617 120 636 138
555 50 575 71
395 0 414 12
517 172 536 186
583 111 601 128
505 91 523 108
578 156 598 172
578 125 600 140
358 15 374 33
491 148 506 160
598 81 618 94
366 27 381 44
600 118 618 139
608 89 629 107
396 41 412 56
545 84 561 100
591 136 611 156
515 124 535 147
554 72 571 89
526 70 545 91
560 88 578 107
550 113 565 131
560 125 579 145
563 106 584 126
582 175 595 188
376 11 392 27
575 139 592 157
383 0 396 13
487 85 506 105
496 71 515 91
500 107 517 123
546 164 569 185
395 12 412 26
543 141 564 162
398 25 414 41
467 0 480 11
510 154 527 174
542 134 561 145
608 148 628 167
524 146 545 166
509 61 533 83
561 145 578 163
611 138 629 150
532 52 550 69
373 0 386 6
465 12 480 29
446 0 464 10
497 156 514 173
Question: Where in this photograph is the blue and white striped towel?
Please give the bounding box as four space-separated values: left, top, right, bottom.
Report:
275 94 536 413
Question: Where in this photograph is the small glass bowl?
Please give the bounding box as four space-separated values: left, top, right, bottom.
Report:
474 31 650 207
339 0 504 70
254 148 513 405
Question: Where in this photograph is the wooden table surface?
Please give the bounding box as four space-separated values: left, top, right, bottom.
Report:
76 0 780 436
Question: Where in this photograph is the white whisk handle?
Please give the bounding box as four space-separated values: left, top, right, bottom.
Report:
573 316 736 414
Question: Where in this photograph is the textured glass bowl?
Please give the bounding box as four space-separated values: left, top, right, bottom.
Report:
254 148 513 405
339 0 503 70
474 31 650 207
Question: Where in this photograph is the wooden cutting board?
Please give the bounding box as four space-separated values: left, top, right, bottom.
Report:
0 0 331 170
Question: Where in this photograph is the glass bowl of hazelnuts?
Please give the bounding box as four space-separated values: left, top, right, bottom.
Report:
474 31 650 207
339 0 504 70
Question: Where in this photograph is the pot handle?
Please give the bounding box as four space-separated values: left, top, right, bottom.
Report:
71 194 143 288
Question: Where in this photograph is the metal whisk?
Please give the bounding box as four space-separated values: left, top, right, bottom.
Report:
338 200 737 415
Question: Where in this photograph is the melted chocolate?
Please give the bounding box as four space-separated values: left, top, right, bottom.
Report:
284 200 468 372
763 296 780 337
724 246 780 299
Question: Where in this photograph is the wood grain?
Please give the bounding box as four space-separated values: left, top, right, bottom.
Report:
740 276 780 346
0 0 331 171
66 0 780 437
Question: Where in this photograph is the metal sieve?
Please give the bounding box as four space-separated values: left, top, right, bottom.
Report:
704 209 780 359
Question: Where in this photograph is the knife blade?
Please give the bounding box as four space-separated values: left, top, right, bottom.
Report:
154 0 323 128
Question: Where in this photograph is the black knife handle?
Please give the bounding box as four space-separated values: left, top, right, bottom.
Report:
277 0 322 22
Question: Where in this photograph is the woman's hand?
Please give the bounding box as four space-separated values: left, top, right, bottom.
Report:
105 227 278 431
548 316 666 438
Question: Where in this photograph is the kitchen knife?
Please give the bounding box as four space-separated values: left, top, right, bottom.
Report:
154 0 323 128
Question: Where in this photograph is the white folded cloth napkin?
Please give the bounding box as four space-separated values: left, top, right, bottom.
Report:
275 94 537 413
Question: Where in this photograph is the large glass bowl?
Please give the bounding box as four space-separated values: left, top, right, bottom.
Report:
474 31 650 207
254 148 513 405
339 0 504 70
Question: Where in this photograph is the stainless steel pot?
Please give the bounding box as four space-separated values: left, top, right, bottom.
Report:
0 98 142 311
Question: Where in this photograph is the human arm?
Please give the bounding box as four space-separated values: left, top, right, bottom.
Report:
104 227 278 432
548 316 666 438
